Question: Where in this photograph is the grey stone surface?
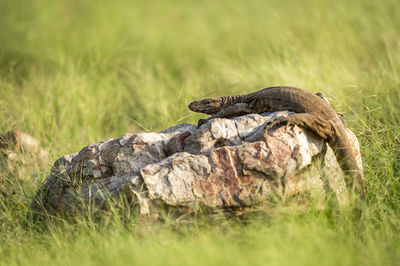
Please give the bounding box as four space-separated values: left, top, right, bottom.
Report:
31 111 363 217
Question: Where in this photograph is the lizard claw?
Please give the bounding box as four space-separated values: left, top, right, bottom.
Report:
264 117 290 134
197 118 208 128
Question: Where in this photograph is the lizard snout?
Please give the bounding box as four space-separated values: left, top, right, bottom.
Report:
188 101 199 112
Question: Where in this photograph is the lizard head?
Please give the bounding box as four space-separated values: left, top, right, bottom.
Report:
188 97 223 114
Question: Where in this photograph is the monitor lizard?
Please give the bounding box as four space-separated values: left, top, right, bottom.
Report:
188 86 365 198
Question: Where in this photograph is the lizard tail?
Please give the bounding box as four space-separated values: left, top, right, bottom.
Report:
329 134 366 199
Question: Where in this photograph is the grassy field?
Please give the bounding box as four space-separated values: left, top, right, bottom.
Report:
0 0 399 265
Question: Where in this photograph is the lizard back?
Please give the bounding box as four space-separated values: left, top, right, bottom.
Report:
244 86 339 120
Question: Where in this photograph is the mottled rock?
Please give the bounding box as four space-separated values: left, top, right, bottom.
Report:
0 130 48 177
31 111 362 217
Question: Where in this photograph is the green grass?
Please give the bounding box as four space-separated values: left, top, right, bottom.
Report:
0 0 399 265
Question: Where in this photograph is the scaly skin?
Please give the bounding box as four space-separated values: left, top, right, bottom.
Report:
188 86 365 198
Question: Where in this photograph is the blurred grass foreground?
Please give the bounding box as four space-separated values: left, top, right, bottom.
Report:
0 0 399 265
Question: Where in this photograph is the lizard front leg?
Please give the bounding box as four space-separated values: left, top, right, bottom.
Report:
264 113 335 141
198 103 253 127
